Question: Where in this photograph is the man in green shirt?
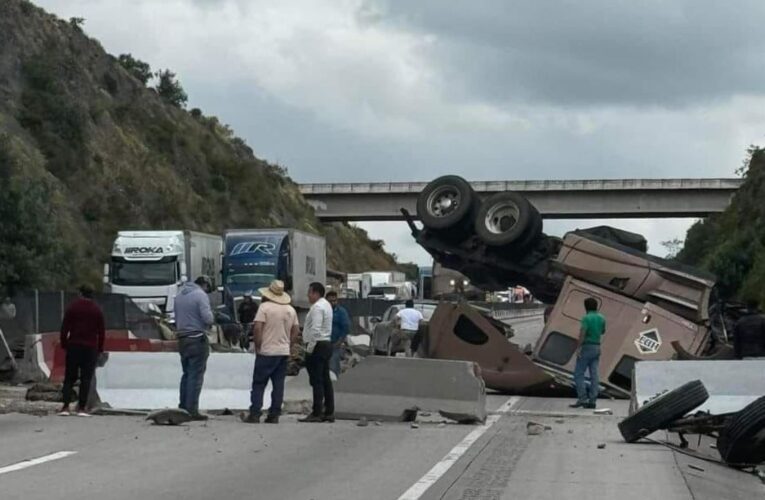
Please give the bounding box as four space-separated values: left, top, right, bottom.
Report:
570 297 606 409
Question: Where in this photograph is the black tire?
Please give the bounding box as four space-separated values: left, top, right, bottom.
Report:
717 396 765 466
474 192 533 247
515 205 543 251
618 380 709 443
417 175 476 231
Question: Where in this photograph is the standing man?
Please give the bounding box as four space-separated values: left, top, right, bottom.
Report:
58 285 105 417
300 282 334 423
237 294 258 349
326 291 350 376
241 281 298 424
175 276 214 420
393 300 424 357
733 299 765 359
570 297 606 409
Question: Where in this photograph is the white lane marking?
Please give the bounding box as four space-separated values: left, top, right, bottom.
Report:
0 451 77 475
397 397 521 500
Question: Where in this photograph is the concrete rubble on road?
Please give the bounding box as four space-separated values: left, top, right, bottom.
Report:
334 356 487 423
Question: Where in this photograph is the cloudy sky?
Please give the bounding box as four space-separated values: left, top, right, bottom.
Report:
35 0 765 264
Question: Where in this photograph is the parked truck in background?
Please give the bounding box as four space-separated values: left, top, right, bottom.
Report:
347 273 372 298
104 230 222 317
222 229 326 312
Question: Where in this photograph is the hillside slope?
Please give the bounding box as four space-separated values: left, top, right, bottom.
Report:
0 0 399 293
678 147 765 305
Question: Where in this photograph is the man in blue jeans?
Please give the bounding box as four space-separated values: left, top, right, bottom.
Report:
241 280 299 424
175 276 214 420
570 297 606 409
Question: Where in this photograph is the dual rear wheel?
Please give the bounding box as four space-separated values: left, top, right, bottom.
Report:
417 175 542 249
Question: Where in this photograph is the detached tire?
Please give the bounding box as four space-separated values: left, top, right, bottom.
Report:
717 396 765 466
417 175 476 232
618 380 709 443
475 192 533 247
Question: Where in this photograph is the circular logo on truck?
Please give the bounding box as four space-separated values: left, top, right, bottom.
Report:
635 328 662 354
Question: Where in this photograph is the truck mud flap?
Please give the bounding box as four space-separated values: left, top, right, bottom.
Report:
334 356 486 423
424 302 563 395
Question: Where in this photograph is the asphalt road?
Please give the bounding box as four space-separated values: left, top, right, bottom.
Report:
0 396 762 500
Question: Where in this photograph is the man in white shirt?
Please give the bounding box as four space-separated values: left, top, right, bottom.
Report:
393 300 424 357
299 282 334 423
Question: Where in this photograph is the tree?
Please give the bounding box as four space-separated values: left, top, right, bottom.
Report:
661 238 684 259
155 69 188 108
0 136 73 294
69 17 85 31
117 54 152 85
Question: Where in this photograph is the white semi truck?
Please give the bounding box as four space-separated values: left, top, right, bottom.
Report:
104 230 222 317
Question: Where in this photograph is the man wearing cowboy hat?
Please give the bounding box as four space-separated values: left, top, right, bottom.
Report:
241 280 299 424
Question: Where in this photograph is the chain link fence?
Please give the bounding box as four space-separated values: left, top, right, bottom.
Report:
0 290 159 371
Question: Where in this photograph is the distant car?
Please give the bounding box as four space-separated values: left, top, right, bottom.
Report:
368 282 413 301
371 301 437 355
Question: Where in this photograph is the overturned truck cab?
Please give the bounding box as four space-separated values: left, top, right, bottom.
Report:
407 175 720 397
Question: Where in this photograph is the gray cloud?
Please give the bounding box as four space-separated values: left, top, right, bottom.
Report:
377 0 765 107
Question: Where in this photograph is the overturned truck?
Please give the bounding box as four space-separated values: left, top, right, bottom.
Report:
405 175 723 398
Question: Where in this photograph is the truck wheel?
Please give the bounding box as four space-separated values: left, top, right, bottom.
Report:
514 205 543 251
417 175 476 232
475 192 533 247
618 380 709 443
717 396 765 467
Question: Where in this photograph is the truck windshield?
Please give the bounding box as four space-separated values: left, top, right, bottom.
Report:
111 258 177 286
226 273 276 288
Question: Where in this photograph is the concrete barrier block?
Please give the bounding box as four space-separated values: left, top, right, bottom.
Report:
334 356 486 423
633 360 765 415
98 352 256 410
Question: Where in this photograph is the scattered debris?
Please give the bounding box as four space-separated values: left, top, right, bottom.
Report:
567 429 574 434
438 423 446 428
555 419 566 424
527 421 545 435
373 421 382 427
593 408 613 415
411 422 420 429
146 408 193 426
597 443 606 449
688 464 705 472
356 417 368 427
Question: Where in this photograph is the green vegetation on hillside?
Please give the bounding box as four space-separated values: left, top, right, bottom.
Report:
0 0 405 294
678 147 765 306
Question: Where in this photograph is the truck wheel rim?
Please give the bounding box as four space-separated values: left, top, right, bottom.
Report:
484 201 520 235
426 186 461 218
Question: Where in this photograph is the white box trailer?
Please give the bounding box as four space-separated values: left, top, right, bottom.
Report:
105 230 222 317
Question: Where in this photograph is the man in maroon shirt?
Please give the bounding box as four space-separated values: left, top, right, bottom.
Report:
58 285 105 416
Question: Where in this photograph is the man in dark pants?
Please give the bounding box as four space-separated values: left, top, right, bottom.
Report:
299 282 334 423
570 297 606 409
326 291 350 376
241 280 299 424
175 276 214 420
58 285 105 417
734 300 765 359
237 294 258 349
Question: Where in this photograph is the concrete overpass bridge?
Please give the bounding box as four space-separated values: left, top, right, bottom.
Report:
299 178 742 221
